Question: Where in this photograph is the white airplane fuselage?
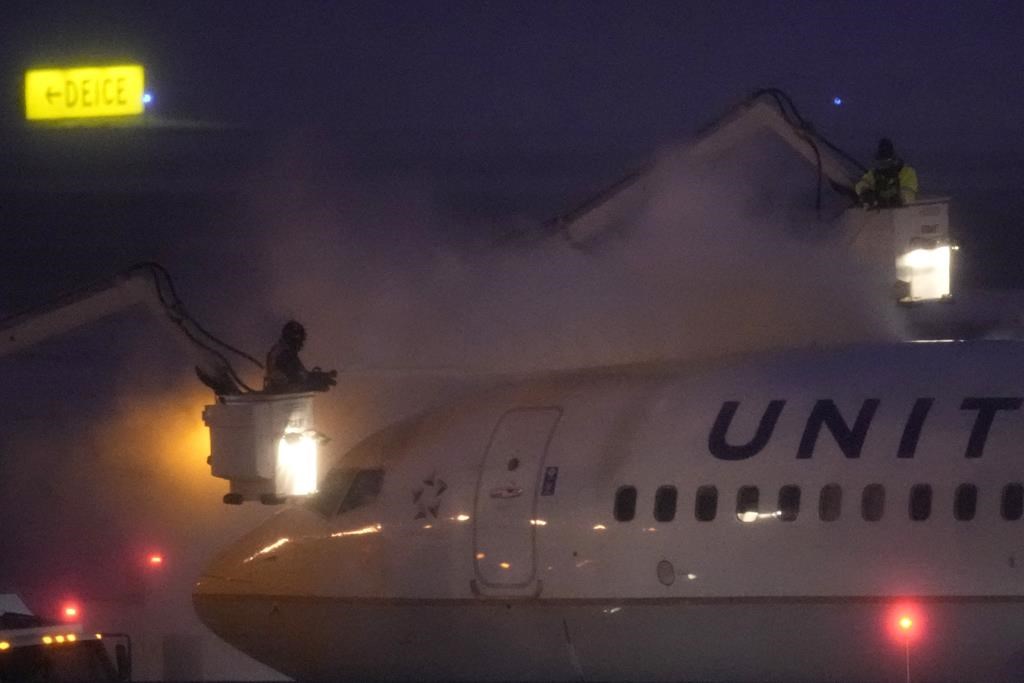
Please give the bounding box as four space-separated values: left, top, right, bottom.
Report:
194 341 1024 681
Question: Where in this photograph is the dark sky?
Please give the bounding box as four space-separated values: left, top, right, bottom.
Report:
3 1 1022 152
1 1 1023 289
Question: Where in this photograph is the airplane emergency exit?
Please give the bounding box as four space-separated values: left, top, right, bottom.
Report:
195 340 1024 681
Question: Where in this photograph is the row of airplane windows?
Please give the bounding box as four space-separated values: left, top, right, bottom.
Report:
612 483 1024 523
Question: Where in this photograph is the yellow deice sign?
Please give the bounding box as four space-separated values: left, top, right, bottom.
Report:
25 65 144 120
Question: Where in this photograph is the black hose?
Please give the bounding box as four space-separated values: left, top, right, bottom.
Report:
748 87 871 215
750 88 868 174
132 263 264 370
123 263 263 393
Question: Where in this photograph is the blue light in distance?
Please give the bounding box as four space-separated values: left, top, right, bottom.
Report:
142 92 153 106
832 96 843 106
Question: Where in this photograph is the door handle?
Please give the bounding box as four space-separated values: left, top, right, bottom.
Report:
490 485 523 499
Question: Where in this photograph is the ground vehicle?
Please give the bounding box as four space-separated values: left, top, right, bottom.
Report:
0 595 131 682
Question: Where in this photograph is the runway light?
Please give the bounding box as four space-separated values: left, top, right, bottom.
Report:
0 641 9 651
833 96 843 106
148 553 164 567
66 634 76 642
142 92 153 105
899 616 913 631
61 604 79 621
42 636 53 645
499 562 511 569
55 635 65 644
95 634 103 640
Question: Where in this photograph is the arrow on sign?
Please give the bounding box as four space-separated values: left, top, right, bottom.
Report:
45 87 61 104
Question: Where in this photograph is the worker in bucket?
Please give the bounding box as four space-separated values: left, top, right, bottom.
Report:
265 320 337 393
856 138 919 208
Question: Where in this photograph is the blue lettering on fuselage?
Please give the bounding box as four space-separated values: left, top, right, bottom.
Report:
708 398 1023 460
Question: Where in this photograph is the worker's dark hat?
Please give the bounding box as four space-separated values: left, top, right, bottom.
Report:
282 320 306 341
876 138 895 160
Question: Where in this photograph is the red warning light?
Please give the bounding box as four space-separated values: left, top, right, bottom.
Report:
147 553 164 567
61 604 79 621
887 603 923 643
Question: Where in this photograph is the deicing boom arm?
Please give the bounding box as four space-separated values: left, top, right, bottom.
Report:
0 263 262 390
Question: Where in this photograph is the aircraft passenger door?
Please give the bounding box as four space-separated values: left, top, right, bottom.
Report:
474 408 561 592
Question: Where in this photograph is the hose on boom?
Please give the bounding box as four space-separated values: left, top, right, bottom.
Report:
748 87 867 215
128 263 263 393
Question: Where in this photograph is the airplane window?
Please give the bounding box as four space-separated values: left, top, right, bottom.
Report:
695 486 718 522
305 467 384 517
339 469 385 515
614 486 637 522
306 467 358 516
819 484 842 522
654 486 678 522
778 485 800 522
909 484 932 521
736 486 759 521
861 484 885 522
1002 483 1024 521
954 484 978 521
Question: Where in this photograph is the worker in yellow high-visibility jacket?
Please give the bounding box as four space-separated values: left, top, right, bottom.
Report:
855 138 918 208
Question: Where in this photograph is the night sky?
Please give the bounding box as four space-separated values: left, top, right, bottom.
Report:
1 1 1021 144
0 1 1022 292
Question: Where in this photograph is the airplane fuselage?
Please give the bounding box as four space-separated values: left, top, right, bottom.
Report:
195 341 1024 681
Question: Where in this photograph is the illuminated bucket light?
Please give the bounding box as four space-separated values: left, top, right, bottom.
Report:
277 430 318 496
897 245 951 301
